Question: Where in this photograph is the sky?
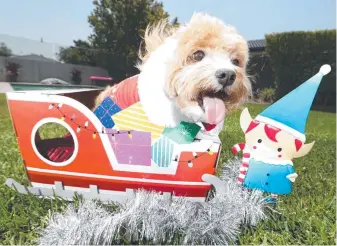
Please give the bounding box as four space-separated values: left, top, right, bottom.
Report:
0 0 335 58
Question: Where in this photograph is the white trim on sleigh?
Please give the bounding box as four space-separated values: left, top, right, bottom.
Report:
30 181 207 202
27 167 211 186
31 117 79 167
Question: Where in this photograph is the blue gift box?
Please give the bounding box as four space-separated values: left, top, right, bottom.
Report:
151 136 175 168
93 97 121 128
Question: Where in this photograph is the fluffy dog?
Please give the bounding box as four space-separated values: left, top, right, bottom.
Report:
94 13 251 131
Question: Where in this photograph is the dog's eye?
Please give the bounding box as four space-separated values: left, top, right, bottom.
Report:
231 59 240 66
192 50 205 61
277 148 282 152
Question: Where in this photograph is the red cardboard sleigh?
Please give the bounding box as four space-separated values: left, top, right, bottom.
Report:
5 88 222 203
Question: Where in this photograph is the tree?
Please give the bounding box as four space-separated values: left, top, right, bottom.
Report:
171 17 179 27
0 42 13 57
88 0 177 81
58 40 97 66
60 0 178 82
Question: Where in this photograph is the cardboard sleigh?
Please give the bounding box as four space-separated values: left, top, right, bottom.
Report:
5 88 223 203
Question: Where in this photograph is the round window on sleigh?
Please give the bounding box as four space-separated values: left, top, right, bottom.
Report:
32 118 78 166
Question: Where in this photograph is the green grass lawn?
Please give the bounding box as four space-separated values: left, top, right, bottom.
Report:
0 93 335 245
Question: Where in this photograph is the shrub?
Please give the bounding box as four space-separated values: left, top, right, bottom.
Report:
71 68 82 84
265 29 336 109
247 54 274 92
5 62 21 82
257 87 276 103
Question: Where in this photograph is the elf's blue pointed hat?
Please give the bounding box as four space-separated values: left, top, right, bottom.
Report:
256 64 331 142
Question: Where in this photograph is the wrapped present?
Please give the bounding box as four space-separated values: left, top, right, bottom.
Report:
105 128 118 143
151 136 175 168
107 129 152 166
162 121 201 144
112 102 164 142
94 97 121 128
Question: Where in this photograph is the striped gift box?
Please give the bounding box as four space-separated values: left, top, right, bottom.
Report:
151 136 175 168
112 102 164 142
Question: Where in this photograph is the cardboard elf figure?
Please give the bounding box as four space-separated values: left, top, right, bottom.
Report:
232 64 331 204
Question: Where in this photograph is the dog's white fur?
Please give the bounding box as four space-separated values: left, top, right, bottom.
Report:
95 13 251 129
137 37 189 127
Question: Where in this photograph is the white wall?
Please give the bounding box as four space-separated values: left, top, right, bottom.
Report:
0 56 109 85
0 57 6 81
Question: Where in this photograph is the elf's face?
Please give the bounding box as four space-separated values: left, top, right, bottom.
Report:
240 108 314 160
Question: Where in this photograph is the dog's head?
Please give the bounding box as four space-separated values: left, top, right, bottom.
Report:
138 13 251 126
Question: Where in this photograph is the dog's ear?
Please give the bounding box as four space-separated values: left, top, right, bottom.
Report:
240 108 252 132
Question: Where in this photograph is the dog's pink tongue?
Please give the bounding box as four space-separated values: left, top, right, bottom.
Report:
203 97 226 125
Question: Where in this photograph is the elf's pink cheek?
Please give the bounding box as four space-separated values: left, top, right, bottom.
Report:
253 146 257 149
278 154 282 158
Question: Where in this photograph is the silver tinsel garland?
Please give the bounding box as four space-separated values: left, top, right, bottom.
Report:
38 158 269 245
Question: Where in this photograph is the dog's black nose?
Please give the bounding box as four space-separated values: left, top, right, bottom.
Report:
215 69 236 86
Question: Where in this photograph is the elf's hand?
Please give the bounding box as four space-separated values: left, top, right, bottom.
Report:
286 173 298 182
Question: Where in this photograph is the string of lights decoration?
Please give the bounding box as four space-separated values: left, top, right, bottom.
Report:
48 103 215 164
173 147 214 166
49 103 133 139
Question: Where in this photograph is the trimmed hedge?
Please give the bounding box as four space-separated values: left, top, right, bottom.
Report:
247 54 274 93
265 30 336 109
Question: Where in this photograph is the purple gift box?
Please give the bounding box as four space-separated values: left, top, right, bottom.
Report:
105 129 151 166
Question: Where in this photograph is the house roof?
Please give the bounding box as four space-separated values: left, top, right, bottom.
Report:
9 54 59 63
248 39 265 51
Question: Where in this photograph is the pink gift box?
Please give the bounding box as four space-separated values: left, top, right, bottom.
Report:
106 129 151 166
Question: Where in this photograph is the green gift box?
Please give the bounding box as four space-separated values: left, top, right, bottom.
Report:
162 121 201 144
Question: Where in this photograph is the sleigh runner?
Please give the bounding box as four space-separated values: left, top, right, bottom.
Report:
5 88 222 203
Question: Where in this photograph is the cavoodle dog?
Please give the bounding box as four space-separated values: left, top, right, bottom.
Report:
94 12 251 132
